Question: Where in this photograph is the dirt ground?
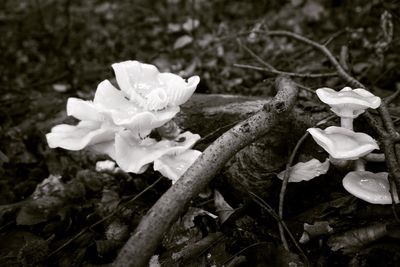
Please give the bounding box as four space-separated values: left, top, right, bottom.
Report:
1 0 400 266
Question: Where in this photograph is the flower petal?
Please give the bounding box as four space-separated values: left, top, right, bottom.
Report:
113 106 180 139
154 149 202 183
112 60 160 104
46 121 115 150
89 140 116 159
94 80 134 110
114 131 200 173
67 98 103 121
112 60 199 109
159 73 200 106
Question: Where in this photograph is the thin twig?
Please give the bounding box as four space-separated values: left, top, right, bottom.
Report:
293 82 316 94
234 63 337 78
278 132 309 250
250 192 309 266
237 39 277 71
387 177 400 222
220 242 267 266
384 86 400 105
323 30 346 46
48 176 163 258
256 30 365 88
278 114 336 252
379 102 399 138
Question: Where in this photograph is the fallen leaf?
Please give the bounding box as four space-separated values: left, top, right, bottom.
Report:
214 190 234 224
173 35 193 50
277 158 329 182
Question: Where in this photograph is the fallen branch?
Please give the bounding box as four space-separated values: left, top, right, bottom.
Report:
113 76 298 267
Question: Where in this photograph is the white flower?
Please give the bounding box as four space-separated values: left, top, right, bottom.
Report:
114 131 200 174
46 60 201 180
112 60 200 111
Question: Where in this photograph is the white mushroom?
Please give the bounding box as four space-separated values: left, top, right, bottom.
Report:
342 171 399 204
316 87 381 130
307 126 379 160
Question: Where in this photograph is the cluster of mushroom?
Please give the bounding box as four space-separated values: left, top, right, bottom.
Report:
46 60 202 183
307 87 399 204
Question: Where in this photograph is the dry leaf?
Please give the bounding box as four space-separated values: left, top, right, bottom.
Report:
173 35 193 50
277 158 329 182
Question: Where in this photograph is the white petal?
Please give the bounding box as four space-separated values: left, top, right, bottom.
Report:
113 106 180 139
159 74 200 106
112 60 199 108
94 80 133 110
114 132 158 173
46 121 115 150
114 131 200 173
154 149 201 183
67 98 102 121
277 158 330 182
146 88 169 110
112 60 159 104
89 140 116 159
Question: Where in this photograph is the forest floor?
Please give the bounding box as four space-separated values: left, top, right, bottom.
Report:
1 0 400 266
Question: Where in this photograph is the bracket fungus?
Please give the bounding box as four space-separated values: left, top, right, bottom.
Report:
316 87 381 130
342 171 399 204
307 126 379 160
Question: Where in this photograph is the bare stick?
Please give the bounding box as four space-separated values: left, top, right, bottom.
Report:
257 30 365 88
250 192 309 266
238 40 277 71
278 132 309 250
113 77 298 267
234 63 337 78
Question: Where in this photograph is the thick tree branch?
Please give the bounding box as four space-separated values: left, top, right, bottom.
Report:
113 76 298 267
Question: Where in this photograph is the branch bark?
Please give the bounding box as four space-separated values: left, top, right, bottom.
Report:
113 76 298 267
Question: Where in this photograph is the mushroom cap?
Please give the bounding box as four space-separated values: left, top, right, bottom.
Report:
342 171 399 204
316 87 381 118
307 126 379 160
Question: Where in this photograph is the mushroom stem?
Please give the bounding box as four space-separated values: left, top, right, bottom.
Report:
354 159 366 171
340 117 353 130
329 155 349 169
363 153 385 162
